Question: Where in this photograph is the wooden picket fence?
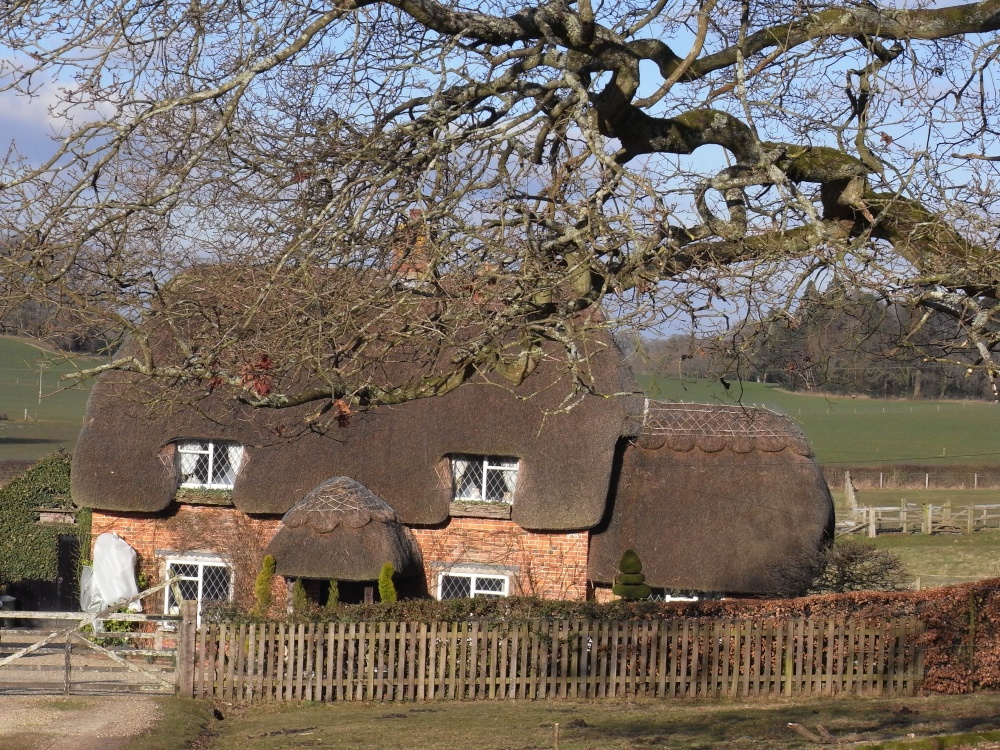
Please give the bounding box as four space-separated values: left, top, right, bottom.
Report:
178 616 924 701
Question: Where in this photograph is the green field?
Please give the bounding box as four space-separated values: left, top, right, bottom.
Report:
0 336 100 460
644 375 1000 467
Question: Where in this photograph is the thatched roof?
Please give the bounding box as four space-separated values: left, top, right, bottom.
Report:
264 477 422 580
71 280 642 531
588 402 834 596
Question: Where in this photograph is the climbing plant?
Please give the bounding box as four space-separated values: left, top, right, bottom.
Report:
0 453 91 584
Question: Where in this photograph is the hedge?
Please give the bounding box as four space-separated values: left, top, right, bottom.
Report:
205 578 1000 694
0 452 91 585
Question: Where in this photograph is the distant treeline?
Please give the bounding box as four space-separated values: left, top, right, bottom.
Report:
0 299 112 354
637 282 995 401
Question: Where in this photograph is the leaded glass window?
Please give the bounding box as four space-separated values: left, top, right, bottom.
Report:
164 558 233 624
439 572 509 600
450 455 518 503
177 440 243 489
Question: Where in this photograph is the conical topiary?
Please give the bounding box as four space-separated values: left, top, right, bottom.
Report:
378 562 398 603
291 578 309 615
251 554 276 618
612 548 651 600
324 580 340 613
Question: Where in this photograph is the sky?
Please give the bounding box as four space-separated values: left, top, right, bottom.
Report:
0 76 64 164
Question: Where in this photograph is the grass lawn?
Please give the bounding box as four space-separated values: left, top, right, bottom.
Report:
866 530 1000 588
0 336 100 461
643 375 1000 467
134 693 1000 750
828 489 1000 587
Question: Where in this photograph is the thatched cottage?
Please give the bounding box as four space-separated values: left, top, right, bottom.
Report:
71 301 834 614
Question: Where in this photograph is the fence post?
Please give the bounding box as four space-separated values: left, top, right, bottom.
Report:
867 507 876 538
922 504 931 535
845 472 858 510
879 472 883 489
63 636 72 695
975 473 978 490
900 499 908 534
925 473 929 490
176 600 198 698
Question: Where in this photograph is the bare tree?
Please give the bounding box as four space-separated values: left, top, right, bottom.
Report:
2 0 1000 413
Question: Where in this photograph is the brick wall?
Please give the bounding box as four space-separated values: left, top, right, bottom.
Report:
411 518 590 601
93 509 593 608
91 507 286 612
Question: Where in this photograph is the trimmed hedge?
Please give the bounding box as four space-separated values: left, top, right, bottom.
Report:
0 453 91 584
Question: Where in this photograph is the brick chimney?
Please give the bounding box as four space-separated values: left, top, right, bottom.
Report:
391 208 430 280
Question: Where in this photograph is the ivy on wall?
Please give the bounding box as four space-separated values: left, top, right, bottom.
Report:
0 453 91 584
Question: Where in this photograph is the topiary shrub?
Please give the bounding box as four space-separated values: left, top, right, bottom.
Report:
378 562 397 603
324 580 340 613
291 578 309 615
251 555 276 618
612 548 651 600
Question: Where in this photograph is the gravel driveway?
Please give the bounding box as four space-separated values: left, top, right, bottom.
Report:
0 694 161 750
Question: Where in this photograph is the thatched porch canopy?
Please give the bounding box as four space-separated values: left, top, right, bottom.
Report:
265 477 422 581
589 403 835 596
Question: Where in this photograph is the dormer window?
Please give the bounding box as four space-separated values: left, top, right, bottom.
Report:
451 455 518 504
177 440 244 490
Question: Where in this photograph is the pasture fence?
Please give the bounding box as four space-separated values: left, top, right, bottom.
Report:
837 500 1000 537
823 466 1000 491
178 615 924 702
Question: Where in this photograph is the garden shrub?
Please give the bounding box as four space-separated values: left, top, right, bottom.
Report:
378 563 397 603
251 555 275 618
612 548 651 600
0 453 91 585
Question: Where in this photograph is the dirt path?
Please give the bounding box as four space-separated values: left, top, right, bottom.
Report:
0 694 161 750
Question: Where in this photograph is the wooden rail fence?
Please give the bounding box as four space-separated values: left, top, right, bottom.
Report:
837 502 1000 537
179 616 924 701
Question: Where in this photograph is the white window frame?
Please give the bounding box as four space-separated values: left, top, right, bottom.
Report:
163 557 233 624
437 571 510 600
450 454 518 504
176 440 244 490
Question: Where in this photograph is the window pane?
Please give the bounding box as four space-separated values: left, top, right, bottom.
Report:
475 576 506 595
454 461 483 500
179 451 209 485
440 575 471 599
201 565 231 601
212 443 233 485
483 468 515 502
176 579 200 601
168 563 198 579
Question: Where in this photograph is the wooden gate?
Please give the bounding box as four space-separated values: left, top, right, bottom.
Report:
0 578 182 695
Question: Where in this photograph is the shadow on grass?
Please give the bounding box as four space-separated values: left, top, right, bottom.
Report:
0 438 65 445
573 701 1000 748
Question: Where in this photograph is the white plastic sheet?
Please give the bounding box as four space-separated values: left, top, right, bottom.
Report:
80 533 140 612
